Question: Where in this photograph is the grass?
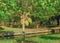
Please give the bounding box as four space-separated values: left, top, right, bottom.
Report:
0 27 60 43
26 34 60 43
0 38 16 43
4 29 21 32
0 34 60 43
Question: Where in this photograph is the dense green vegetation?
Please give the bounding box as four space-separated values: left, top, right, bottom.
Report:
0 0 60 28
0 0 60 43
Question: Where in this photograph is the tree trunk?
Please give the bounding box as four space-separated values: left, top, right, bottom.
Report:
34 21 39 29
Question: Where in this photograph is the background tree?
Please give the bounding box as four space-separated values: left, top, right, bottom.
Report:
0 0 60 28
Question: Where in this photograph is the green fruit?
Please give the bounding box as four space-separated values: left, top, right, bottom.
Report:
27 17 32 23
25 20 29 26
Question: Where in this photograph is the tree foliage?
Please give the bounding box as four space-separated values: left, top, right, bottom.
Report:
0 0 60 27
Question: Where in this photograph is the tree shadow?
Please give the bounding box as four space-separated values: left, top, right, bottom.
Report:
40 35 60 40
0 31 15 39
4 31 15 39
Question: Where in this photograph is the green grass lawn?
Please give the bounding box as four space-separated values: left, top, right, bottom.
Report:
0 34 60 43
0 38 16 43
26 34 60 43
4 29 21 32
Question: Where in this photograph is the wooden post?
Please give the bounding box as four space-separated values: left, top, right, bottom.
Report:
22 16 25 41
22 12 27 43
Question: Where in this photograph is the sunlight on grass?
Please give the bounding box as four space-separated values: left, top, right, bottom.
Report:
0 34 60 43
0 38 16 43
26 34 60 43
